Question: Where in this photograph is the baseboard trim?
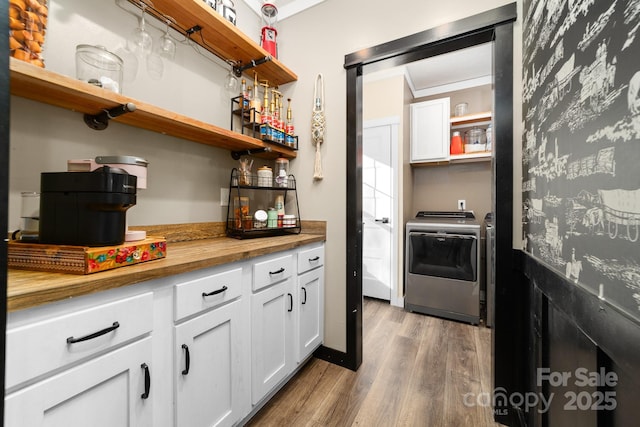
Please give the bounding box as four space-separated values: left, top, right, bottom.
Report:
313 345 352 370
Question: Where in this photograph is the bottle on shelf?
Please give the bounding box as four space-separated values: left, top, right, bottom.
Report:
271 88 282 142
275 194 285 227
285 98 295 147
450 131 464 155
250 72 262 123
268 93 276 141
240 78 249 108
260 80 271 139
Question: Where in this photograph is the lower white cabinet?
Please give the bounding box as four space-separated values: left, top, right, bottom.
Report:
250 276 295 405
297 267 324 363
174 299 244 427
5 337 153 427
6 242 324 426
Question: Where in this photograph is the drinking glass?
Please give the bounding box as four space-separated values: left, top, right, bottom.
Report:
159 19 176 60
224 61 239 95
128 2 152 57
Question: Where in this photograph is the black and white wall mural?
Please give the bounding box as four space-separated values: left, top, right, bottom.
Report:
522 0 640 321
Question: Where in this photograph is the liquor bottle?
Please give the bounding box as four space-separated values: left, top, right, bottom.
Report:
268 94 276 141
260 80 270 139
250 72 262 123
285 98 295 147
240 78 248 108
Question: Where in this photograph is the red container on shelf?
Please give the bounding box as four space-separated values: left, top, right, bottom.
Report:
450 131 464 155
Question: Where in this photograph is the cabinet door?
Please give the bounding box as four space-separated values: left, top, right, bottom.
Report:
174 299 243 427
251 278 294 404
410 97 450 162
4 338 153 427
297 267 324 363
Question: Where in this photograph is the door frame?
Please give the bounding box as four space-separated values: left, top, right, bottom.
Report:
338 8 519 421
363 117 401 307
1 0 10 418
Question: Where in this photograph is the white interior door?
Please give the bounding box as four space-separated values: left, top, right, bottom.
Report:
363 122 395 301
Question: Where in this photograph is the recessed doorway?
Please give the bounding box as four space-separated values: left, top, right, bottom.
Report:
340 10 516 420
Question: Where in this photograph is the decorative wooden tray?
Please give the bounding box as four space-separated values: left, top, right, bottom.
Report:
8 236 167 275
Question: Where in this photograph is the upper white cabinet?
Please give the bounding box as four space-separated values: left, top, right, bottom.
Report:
410 96 493 165
410 97 450 163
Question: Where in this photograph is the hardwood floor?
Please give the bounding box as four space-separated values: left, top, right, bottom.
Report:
246 297 500 426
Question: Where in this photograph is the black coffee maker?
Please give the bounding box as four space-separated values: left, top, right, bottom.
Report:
39 166 137 246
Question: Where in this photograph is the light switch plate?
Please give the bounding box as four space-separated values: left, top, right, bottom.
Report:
221 188 229 206
458 199 466 210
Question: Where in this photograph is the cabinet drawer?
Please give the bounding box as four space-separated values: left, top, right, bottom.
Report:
174 267 242 321
253 254 293 291
6 292 153 391
297 245 324 274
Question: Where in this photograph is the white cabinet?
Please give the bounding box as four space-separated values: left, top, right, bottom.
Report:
5 290 154 427
6 242 325 426
174 300 244 427
251 276 295 404
410 97 450 162
5 292 153 391
173 266 247 427
5 335 153 427
297 268 324 363
296 245 325 364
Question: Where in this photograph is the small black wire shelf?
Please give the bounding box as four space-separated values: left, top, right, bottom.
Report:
226 168 301 239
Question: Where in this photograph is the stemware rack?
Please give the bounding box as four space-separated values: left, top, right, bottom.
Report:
124 0 297 86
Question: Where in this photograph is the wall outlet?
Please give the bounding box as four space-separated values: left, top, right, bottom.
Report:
220 188 229 206
458 199 466 210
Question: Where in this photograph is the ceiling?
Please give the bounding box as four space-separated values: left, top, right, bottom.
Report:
365 42 493 98
241 0 326 21
240 2 492 98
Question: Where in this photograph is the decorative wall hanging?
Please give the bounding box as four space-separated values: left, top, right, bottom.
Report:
522 0 640 321
311 73 325 180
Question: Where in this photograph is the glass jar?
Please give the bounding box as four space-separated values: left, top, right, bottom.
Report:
465 127 486 145
454 102 468 117
275 157 289 187
233 196 249 228
257 165 273 187
75 45 124 93
10 0 48 67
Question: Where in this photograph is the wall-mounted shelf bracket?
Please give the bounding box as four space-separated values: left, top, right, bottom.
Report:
231 146 272 160
233 56 273 77
84 102 137 130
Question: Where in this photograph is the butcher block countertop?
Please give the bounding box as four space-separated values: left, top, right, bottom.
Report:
8 221 326 312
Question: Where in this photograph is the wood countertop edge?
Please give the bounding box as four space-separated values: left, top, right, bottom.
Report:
8 233 325 312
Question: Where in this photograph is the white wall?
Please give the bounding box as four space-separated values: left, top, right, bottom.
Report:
9 0 262 230
9 0 523 353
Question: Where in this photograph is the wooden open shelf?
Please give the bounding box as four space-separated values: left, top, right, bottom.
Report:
146 0 297 86
450 111 492 127
9 58 296 159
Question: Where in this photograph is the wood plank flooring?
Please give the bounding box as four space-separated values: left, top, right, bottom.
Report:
246 297 500 426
